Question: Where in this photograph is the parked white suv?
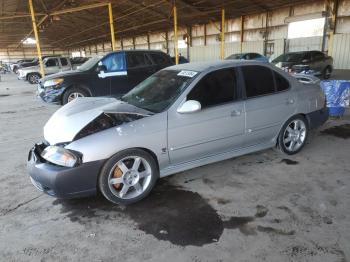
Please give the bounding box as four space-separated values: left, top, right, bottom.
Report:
17 57 72 84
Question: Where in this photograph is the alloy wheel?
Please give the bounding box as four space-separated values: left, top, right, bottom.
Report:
108 156 152 200
67 92 84 102
283 119 307 152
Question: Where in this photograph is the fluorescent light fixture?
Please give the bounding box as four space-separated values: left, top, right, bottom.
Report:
22 37 37 44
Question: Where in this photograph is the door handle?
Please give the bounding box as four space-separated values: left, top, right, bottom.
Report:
231 109 241 117
286 98 295 105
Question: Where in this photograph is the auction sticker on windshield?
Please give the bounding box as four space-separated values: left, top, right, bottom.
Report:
177 70 198 78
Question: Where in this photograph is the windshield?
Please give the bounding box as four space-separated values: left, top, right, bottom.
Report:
226 54 242 60
272 52 308 63
121 70 198 113
77 56 100 71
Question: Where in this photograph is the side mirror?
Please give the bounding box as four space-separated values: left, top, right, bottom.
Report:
177 100 201 114
96 64 107 73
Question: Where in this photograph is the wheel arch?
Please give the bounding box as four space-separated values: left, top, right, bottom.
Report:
61 84 93 104
276 113 308 146
26 72 41 81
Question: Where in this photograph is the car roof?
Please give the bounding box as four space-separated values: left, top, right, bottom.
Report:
109 49 166 55
165 60 268 72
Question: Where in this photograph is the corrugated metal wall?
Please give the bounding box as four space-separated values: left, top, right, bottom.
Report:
287 36 323 52
331 34 350 69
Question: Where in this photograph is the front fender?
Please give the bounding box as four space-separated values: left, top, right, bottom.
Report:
65 112 169 170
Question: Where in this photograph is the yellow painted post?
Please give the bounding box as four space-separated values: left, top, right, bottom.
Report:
220 8 225 60
173 3 179 65
28 0 44 77
240 15 244 53
108 2 116 51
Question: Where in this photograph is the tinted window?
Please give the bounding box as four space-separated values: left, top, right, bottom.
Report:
150 53 169 65
45 58 59 67
187 68 237 108
102 53 126 72
312 51 324 60
60 58 68 66
273 71 289 91
242 65 275 97
127 53 152 68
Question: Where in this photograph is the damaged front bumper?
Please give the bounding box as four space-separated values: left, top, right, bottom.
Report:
27 143 105 198
37 83 65 104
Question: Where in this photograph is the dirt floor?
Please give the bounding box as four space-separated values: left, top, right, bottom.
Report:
0 72 349 262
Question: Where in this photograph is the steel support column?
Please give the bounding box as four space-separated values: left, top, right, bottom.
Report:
28 0 44 77
173 3 179 65
240 16 244 52
108 2 116 51
220 8 225 60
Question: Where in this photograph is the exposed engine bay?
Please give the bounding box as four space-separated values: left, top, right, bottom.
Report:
74 112 147 141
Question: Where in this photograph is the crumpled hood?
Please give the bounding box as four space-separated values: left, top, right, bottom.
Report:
44 97 152 145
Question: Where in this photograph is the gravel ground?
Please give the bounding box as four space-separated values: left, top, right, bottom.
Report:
0 72 349 262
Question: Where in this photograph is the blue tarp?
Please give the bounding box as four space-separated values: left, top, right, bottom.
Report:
320 80 350 116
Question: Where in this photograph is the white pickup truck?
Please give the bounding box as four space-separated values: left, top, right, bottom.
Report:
17 57 72 84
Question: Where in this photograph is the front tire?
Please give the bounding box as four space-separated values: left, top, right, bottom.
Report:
99 149 158 205
28 73 41 84
278 115 309 155
62 87 88 104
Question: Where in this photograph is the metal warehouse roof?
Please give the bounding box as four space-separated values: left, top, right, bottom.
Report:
0 0 311 49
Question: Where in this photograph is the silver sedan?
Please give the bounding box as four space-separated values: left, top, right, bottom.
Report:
27 60 328 204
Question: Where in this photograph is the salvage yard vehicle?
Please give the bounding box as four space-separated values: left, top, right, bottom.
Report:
271 50 333 79
10 59 34 74
17 56 71 84
226 52 269 63
28 60 328 205
37 50 173 105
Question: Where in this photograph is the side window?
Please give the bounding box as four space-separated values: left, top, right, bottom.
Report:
187 68 237 108
273 71 290 92
150 53 168 65
45 58 59 67
101 53 126 72
312 51 324 60
60 58 68 66
241 65 275 98
127 53 152 68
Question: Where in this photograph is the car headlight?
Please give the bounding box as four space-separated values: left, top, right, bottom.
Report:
43 78 64 88
41 146 80 167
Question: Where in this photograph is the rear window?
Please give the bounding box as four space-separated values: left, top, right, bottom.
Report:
241 65 275 98
150 53 169 65
127 53 152 68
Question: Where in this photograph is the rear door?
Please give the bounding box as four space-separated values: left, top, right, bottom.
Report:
59 58 71 71
242 65 296 146
167 67 246 164
44 58 60 75
126 52 156 89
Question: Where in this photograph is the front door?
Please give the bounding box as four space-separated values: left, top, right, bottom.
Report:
44 58 60 75
167 68 246 164
98 52 128 97
241 65 296 146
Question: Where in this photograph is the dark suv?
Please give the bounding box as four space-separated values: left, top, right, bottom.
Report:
38 50 173 105
271 51 333 79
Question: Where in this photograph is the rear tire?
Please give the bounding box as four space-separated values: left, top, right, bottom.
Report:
27 73 41 84
99 149 158 205
62 87 89 105
323 66 332 79
278 115 309 155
